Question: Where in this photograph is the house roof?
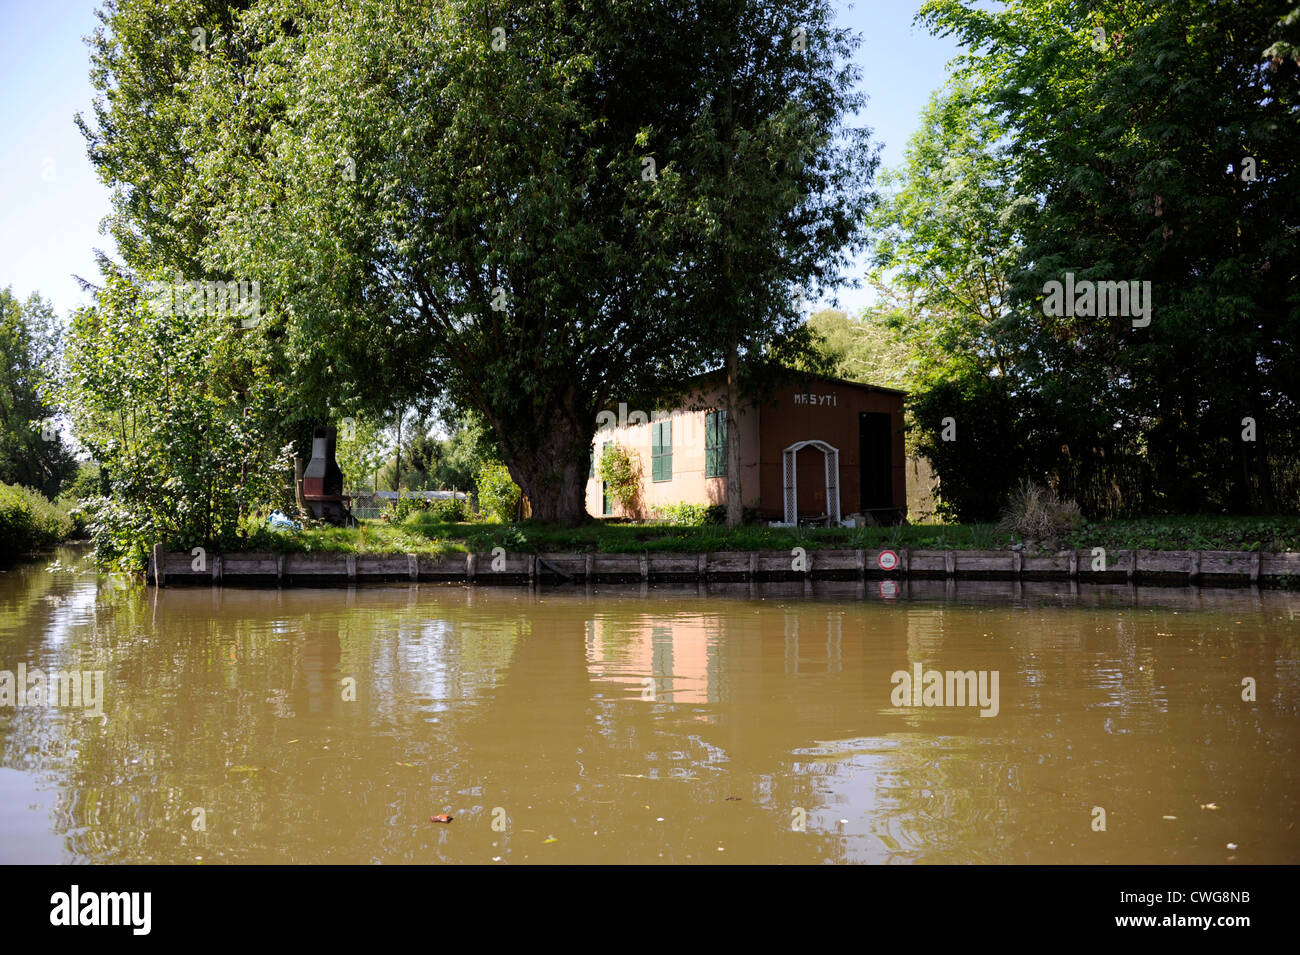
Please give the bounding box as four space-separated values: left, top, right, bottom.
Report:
688 366 908 397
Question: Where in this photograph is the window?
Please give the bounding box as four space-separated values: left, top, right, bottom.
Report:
705 410 728 478
651 418 672 482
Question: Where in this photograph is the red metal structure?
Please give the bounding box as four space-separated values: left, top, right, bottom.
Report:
302 426 352 524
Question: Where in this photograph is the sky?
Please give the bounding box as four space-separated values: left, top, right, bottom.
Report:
0 0 964 321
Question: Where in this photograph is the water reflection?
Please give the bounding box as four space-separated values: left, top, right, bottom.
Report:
0 547 1296 864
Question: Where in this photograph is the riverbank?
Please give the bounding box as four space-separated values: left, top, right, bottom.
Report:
0 482 79 556
149 543 1300 588
232 513 1300 558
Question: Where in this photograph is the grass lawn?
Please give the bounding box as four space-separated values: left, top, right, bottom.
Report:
235 513 1300 556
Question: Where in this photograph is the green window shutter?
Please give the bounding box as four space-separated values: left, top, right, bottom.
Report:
651 419 672 482
705 410 728 478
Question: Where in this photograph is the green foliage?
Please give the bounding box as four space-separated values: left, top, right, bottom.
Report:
0 482 75 554
390 492 467 525
1063 515 1300 554
218 512 1300 557
655 502 709 526
910 0 1300 516
428 497 468 523
60 463 105 503
392 490 422 524
597 445 641 514
177 0 877 525
803 307 915 393
0 288 78 497
476 463 522 523
379 411 499 493
908 375 1028 522
59 272 290 570
337 414 387 494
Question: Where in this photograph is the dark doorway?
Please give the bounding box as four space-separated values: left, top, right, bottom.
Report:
859 412 893 512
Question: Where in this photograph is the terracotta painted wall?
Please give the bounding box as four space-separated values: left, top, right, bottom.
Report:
585 381 760 518
753 382 906 521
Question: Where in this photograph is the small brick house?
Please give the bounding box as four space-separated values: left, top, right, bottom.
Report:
585 370 907 523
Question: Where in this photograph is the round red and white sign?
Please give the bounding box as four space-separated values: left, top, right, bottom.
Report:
878 550 899 571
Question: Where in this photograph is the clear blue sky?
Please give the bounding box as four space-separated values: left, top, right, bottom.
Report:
0 0 962 321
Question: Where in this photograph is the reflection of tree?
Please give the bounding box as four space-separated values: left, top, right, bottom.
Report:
13 580 532 862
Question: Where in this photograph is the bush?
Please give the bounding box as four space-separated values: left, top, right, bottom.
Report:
60 272 288 566
399 496 467 523
61 463 105 502
476 463 522 522
393 490 422 523
656 502 709 525
597 445 640 515
0 482 75 554
997 479 1083 541
428 497 467 522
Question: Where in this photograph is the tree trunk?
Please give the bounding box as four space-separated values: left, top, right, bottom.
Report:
725 338 743 528
293 455 306 513
394 410 402 492
499 403 592 527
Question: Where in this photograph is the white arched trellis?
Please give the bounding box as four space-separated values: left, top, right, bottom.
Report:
782 440 840 526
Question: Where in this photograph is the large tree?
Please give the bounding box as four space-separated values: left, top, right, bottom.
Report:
661 2 878 526
190 0 875 524
916 0 1300 515
0 288 78 497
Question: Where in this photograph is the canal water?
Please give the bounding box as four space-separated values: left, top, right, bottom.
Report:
1 546 1296 864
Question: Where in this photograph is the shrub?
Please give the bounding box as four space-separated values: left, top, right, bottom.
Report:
997 479 1083 541
656 502 708 525
0 482 75 554
476 463 522 522
60 272 287 566
597 445 640 515
60 463 105 502
427 497 467 522
393 490 425 523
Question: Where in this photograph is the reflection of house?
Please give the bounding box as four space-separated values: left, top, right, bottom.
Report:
586 371 906 524
585 615 717 704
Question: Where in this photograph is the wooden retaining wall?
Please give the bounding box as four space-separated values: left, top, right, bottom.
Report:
148 544 1300 588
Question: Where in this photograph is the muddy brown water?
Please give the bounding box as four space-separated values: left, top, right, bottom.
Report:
1 546 1296 864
